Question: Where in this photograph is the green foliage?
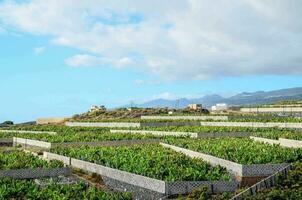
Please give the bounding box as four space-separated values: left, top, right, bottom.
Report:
0 150 63 169
0 178 131 200
164 138 302 164
51 144 231 182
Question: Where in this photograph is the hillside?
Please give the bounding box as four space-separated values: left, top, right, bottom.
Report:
131 87 302 108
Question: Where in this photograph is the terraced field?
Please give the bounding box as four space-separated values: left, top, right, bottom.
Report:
51 144 231 182
164 138 302 164
0 179 132 200
0 150 62 169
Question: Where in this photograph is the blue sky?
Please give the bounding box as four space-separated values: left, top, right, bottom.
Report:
0 0 302 122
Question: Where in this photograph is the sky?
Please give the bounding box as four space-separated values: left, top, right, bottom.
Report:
0 0 302 122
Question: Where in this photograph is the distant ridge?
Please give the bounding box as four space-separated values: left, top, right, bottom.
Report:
127 87 302 108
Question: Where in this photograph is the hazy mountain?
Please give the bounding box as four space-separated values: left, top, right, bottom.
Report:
129 87 302 108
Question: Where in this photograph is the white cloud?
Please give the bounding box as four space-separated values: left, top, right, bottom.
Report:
65 54 106 67
34 46 45 54
1 0 302 80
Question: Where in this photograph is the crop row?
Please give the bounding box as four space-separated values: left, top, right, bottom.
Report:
1 131 166 143
163 138 302 164
0 150 62 170
0 178 131 200
51 144 231 182
140 126 302 140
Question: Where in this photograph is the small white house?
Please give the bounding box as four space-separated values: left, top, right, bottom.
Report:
211 103 228 111
90 105 106 112
187 104 202 111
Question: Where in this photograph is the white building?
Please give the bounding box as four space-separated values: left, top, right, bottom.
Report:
187 104 202 111
211 103 228 111
90 105 106 112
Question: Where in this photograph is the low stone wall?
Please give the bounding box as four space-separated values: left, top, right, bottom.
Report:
240 107 302 113
65 122 140 128
44 152 71 165
13 137 52 149
110 129 198 138
141 121 201 127
197 132 251 138
250 136 302 148
279 138 302 148
141 115 228 121
160 143 242 176
231 164 292 200
250 136 280 145
0 130 57 135
44 151 238 197
0 167 71 179
200 121 302 129
160 143 288 178
0 138 13 146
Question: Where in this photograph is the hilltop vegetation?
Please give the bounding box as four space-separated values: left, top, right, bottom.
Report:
71 107 209 122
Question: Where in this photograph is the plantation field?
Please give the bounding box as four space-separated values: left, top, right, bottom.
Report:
164 138 302 164
0 178 131 200
140 126 302 140
1 131 165 143
51 144 231 182
0 150 63 169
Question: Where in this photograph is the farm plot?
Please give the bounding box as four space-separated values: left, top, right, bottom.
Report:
0 150 62 169
163 138 302 165
0 178 132 200
51 144 231 182
140 126 302 140
11 131 164 143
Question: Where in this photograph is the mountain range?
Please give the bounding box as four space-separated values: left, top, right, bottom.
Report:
130 87 302 108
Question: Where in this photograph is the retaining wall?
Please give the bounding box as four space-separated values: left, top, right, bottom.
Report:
0 167 71 179
199 121 302 129
250 136 302 148
250 136 280 145
65 122 140 128
141 115 228 121
0 130 57 135
240 107 302 113
160 143 242 176
13 137 51 149
160 143 288 177
141 121 201 127
279 138 302 148
0 138 13 146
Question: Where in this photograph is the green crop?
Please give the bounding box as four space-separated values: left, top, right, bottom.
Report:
0 179 131 200
51 144 231 182
0 150 63 169
164 138 302 164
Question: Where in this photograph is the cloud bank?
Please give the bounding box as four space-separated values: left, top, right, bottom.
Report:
0 0 302 80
